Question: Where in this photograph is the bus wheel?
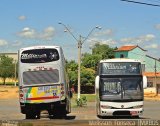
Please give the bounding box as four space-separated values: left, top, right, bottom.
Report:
55 111 66 118
133 115 139 119
97 115 105 119
25 113 36 119
36 112 40 119
53 106 67 119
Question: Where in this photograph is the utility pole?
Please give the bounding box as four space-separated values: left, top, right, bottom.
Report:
58 22 101 100
14 60 17 86
155 59 157 94
77 35 82 99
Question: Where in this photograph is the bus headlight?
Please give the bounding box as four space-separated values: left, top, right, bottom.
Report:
133 105 143 109
101 105 112 109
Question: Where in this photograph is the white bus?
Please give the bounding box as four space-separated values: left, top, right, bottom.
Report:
95 58 147 118
18 45 71 119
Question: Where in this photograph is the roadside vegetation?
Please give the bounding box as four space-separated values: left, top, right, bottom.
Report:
0 82 16 85
71 94 96 107
0 55 18 85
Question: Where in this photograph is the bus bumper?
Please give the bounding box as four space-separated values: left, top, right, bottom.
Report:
98 108 143 117
20 99 70 114
97 101 144 117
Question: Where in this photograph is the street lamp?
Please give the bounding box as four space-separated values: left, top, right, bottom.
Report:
59 22 101 99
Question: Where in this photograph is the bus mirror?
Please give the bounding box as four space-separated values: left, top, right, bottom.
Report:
95 76 100 89
143 76 147 89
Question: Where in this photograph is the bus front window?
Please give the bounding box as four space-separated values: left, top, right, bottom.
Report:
100 77 143 101
122 78 143 100
102 79 121 95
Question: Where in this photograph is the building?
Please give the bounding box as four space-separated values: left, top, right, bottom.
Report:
114 45 160 95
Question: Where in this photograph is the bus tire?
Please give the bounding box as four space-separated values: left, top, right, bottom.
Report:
25 113 36 119
53 105 67 118
133 115 139 119
97 115 103 119
25 110 40 119
36 111 40 119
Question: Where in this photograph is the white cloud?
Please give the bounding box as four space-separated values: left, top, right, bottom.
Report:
0 39 8 46
145 43 158 49
18 15 26 21
12 40 22 46
120 37 133 43
120 34 155 43
99 39 117 45
17 26 55 40
138 34 155 42
94 29 114 37
88 38 117 47
39 26 55 40
155 24 160 30
18 27 36 39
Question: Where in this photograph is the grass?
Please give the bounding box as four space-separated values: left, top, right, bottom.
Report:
71 94 96 107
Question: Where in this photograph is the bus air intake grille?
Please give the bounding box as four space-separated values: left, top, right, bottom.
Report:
23 70 59 85
111 107 133 109
113 111 131 116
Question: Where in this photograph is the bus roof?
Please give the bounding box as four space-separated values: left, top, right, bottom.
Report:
100 58 141 63
19 45 61 51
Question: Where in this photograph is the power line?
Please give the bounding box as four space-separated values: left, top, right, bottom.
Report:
121 0 160 7
146 0 160 4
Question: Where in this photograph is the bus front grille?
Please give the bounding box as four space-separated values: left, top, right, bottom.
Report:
113 111 131 116
23 70 59 85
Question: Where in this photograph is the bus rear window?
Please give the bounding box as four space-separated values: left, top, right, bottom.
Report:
21 49 59 63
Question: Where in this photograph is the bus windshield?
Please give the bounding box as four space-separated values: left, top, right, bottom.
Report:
21 49 59 63
100 77 143 101
100 62 141 75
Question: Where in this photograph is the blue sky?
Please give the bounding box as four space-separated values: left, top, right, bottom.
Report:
0 0 160 60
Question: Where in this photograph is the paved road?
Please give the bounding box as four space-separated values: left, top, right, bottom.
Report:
0 99 160 125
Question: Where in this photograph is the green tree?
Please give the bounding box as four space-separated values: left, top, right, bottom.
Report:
67 70 78 86
66 60 78 86
0 55 15 85
66 60 78 71
82 53 101 70
81 67 95 86
92 43 116 59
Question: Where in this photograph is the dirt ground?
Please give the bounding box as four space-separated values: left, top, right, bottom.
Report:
0 86 19 99
0 86 160 100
